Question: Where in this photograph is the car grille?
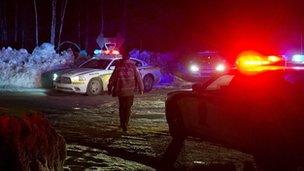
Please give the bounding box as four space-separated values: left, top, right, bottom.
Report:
59 77 71 84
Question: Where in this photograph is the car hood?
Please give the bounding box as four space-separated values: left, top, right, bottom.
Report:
61 68 102 77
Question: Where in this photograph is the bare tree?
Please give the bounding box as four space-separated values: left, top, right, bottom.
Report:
84 2 89 50
121 0 127 39
76 4 81 45
58 0 68 47
0 1 8 44
33 0 39 46
14 0 19 43
101 0 104 33
50 0 57 45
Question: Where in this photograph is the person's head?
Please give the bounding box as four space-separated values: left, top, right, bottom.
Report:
120 42 130 60
122 54 130 60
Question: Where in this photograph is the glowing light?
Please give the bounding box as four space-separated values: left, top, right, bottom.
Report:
94 49 102 55
215 64 226 72
104 50 110 54
268 55 281 62
189 64 200 72
292 54 304 63
112 50 120 55
53 73 58 81
236 51 283 73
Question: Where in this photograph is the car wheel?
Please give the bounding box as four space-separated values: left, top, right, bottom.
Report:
166 100 187 139
86 78 102 96
143 74 154 92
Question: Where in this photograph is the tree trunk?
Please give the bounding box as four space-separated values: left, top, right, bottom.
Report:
33 0 39 46
85 3 89 50
0 1 3 43
50 0 57 46
14 1 18 43
21 30 25 48
121 0 127 40
1 1 8 44
101 0 104 32
58 0 68 47
77 1 81 46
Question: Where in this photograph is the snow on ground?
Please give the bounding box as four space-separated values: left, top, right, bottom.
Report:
0 44 190 90
65 144 155 171
0 43 73 89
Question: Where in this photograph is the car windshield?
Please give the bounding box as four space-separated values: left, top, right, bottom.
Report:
205 70 304 94
189 53 224 63
79 59 111 69
205 75 235 90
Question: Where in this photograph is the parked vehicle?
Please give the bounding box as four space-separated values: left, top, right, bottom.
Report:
165 52 304 169
53 55 161 95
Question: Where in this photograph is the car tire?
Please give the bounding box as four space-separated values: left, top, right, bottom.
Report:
86 78 103 96
143 74 154 92
165 100 187 139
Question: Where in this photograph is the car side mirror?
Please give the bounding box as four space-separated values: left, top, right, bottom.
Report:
109 66 115 70
192 83 204 92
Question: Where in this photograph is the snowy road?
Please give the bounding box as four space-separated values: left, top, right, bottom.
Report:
0 88 254 170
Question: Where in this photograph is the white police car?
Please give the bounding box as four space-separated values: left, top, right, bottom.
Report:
53 54 161 96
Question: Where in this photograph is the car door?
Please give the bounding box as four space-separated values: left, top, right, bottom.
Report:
195 75 238 142
99 59 117 90
179 75 234 140
130 59 147 76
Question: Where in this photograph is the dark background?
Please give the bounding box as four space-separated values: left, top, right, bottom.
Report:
1 0 304 59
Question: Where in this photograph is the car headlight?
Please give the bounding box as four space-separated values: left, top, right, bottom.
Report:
71 76 86 82
215 64 226 72
53 73 58 81
189 64 200 73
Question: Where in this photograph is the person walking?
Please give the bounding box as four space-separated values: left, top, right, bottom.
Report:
107 54 144 132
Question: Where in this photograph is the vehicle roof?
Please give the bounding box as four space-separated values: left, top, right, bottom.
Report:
229 67 304 76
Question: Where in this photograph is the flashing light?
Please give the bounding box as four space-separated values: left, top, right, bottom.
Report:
236 51 283 73
189 64 200 72
112 50 120 55
53 73 58 81
215 64 226 72
292 54 304 63
268 55 281 63
94 49 102 55
104 50 111 54
103 50 120 55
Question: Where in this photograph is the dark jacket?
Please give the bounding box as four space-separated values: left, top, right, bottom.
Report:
108 59 144 97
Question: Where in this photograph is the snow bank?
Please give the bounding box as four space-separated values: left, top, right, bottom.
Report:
0 43 73 88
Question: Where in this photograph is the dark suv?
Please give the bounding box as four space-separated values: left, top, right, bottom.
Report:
165 68 304 170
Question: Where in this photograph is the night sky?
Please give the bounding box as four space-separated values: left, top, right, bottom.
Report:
1 0 304 58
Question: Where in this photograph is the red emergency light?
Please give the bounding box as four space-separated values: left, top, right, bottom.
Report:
103 50 120 55
236 51 283 73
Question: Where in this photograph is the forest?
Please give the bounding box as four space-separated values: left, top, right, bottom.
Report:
0 0 186 53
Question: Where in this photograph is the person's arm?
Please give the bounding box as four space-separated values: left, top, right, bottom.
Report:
134 66 144 94
108 67 118 95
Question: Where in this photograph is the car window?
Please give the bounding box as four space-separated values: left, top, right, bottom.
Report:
205 75 235 90
131 59 142 67
79 59 111 69
110 60 118 67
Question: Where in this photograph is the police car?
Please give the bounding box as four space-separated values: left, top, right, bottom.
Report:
53 51 161 96
165 51 304 169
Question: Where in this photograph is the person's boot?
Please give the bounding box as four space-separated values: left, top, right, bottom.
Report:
122 124 128 132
